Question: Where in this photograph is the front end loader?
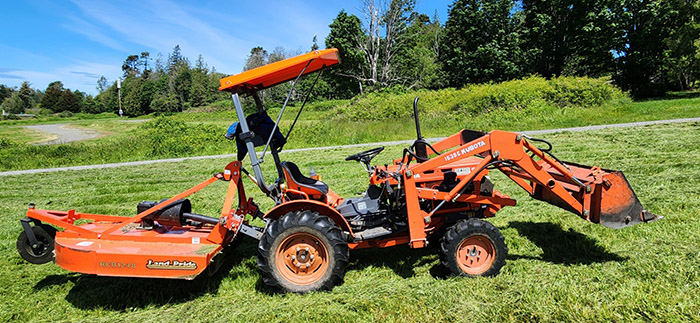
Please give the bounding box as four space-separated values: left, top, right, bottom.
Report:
17 48 661 293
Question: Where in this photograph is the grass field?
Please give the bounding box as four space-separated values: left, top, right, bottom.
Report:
1 92 700 172
1 122 698 321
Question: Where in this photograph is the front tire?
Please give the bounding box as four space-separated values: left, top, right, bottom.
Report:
258 210 349 293
440 218 507 277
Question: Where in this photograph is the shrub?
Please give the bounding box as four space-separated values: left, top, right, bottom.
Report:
334 76 628 121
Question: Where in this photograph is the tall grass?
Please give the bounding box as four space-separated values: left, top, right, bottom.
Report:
335 76 628 120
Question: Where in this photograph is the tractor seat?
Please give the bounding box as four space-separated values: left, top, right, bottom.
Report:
280 161 329 195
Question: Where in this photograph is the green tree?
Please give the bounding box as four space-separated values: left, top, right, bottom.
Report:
140 52 151 78
394 12 445 89
189 55 210 107
167 45 185 73
81 95 101 114
172 64 192 111
96 76 109 93
297 38 332 102
2 92 24 114
311 35 320 51
244 47 268 71
95 82 118 114
150 93 179 114
520 0 623 78
0 84 13 103
376 0 416 86
41 81 64 112
325 10 365 98
665 0 700 90
56 89 80 113
18 81 33 111
441 0 523 86
616 0 681 97
122 54 140 77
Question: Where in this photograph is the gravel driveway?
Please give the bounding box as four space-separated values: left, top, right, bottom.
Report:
24 124 101 145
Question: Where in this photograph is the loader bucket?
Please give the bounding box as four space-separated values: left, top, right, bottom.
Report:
535 162 662 229
595 170 661 229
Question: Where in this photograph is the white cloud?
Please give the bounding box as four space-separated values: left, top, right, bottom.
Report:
0 60 120 94
62 16 130 53
67 0 334 74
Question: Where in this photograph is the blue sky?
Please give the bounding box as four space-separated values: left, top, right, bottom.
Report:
0 0 453 94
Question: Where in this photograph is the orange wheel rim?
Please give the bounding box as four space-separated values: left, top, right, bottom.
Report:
456 235 495 275
275 233 328 285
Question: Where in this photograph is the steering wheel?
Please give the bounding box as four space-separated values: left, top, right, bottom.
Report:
345 146 385 163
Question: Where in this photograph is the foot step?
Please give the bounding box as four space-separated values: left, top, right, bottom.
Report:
353 226 406 241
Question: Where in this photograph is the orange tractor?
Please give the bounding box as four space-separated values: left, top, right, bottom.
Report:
17 48 661 293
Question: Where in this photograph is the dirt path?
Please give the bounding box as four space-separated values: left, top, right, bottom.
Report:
3 117 699 176
24 124 102 145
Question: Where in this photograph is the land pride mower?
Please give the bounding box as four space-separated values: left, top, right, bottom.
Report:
17 48 661 293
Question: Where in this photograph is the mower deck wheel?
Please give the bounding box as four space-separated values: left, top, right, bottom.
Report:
17 225 56 264
257 210 349 293
440 218 507 277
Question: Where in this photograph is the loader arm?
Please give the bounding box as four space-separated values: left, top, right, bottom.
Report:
402 129 661 247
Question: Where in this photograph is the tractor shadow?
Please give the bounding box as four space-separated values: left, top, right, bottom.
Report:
506 221 627 265
33 238 259 311
347 243 449 280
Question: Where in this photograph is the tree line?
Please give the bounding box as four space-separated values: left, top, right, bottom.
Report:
323 0 700 99
3 0 699 116
1 46 229 117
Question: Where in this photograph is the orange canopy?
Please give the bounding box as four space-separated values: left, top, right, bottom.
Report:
219 48 340 93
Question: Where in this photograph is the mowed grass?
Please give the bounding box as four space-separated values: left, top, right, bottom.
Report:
0 122 699 321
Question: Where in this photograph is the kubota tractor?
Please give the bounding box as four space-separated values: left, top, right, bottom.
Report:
17 48 661 293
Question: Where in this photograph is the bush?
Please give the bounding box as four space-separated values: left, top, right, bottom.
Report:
335 76 628 121
57 111 73 118
1 114 20 120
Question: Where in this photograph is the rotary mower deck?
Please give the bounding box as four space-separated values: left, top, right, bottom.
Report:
17 48 661 293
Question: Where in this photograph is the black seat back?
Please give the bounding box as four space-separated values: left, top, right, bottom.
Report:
281 161 329 195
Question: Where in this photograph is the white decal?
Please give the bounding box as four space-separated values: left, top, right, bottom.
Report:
444 141 486 162
146 259 198 270
357 202 367 210
454 167 472 175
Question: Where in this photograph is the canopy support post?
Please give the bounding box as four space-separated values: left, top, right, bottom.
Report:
231 92 270 195
259 59 314 163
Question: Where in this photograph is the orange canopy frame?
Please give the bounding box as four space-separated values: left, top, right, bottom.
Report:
219 48 341 94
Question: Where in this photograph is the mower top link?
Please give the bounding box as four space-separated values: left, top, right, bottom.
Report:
17 48 661 293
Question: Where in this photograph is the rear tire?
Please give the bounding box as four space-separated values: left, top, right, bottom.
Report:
17 225 56 264
258 210 349 293
440 218 506 277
